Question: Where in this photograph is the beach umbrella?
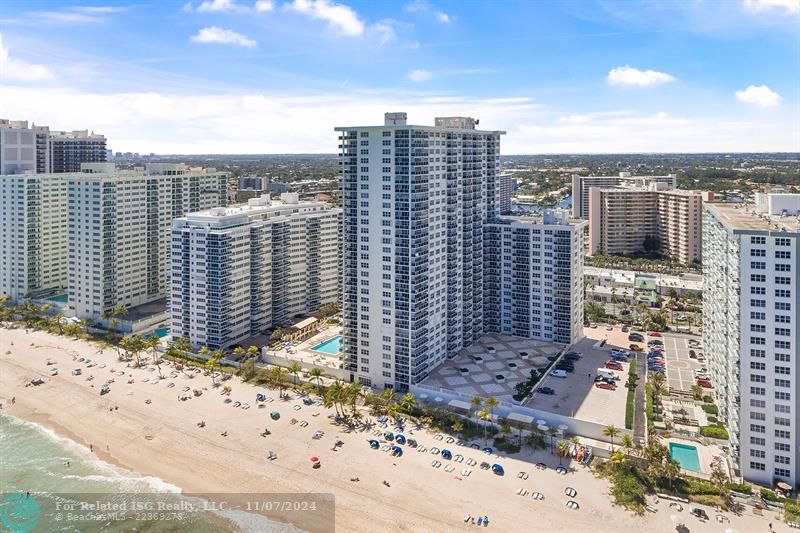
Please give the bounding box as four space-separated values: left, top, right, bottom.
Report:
418 393 429 400
434 396 444 403
395 434 406 445
369 439 380 449
558 424 569 432
441 449 453 460
491 464 504 476
536 419 547 426
537 424 549 432
391 446 403 456
384 431 395 441
483 447 493 454
310 456 319 463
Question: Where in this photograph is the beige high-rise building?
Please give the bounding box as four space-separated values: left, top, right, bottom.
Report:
588 182 707 264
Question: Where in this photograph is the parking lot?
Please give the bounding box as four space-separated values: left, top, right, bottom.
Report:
654 333 705 392
529 327 631 428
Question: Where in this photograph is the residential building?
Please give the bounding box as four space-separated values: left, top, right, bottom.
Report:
496 172 513 215
238 176 269 191
0 174 67 300
67 163 227 322
484 210 586 344
703 194 800 487
571 172 676 219
48 130 107 173
588 182 707 263
0 119 106 174
169 193 341 349
336 113 584 391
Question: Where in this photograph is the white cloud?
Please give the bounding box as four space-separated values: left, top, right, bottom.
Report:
1 80 795 154
196 0 239 12
607 66 676 87
190 26 257 47
254 0 274 11
405 0 451 23
73 6 128 14
435 11 450 23
371 22 396 46
0 34 54 81
735 85 781 107
408 69 432 82
287 0 365 37
743 0 800 13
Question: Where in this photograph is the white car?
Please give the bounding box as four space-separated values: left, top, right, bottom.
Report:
551 369 568 379
693 369 709 378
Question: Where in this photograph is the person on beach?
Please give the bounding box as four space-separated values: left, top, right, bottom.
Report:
11 396 15 405
90 444 93 452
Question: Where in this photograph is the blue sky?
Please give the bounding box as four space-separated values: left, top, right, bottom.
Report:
0 0 798 153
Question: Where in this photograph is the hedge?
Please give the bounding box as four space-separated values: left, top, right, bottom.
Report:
702 404 719 415
727 482 752 495
700 425 729 439
624 358 638 430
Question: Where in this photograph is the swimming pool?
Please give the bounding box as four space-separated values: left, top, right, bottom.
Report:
145 326 170 339
669 442 701 472
312 336 342 355
47 293 68 303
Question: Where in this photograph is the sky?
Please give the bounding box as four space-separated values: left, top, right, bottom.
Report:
0 0 798 154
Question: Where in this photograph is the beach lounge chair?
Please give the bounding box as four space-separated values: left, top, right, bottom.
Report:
531 492 544 500
565 487 577 498
516 488 523 495
464 469 472 477
464 515 470 523
299 420 308 427
444 465 455 473
477 517 483 526
456 440 464 446
446 437 455 444
455 454 464 463
431 447 440 455
556 466 567 475
293 405 301 411
566 500 579 510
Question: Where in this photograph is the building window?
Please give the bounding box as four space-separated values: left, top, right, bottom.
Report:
750 462 766 471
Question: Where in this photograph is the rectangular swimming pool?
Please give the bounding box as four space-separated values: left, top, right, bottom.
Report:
669 442 701 472
312 336 342 355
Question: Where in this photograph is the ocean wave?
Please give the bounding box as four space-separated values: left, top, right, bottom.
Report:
1 414 181 493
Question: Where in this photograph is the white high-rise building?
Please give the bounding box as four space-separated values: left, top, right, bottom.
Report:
337 113 502 389
169 193 341 349
484 210 586 344
0 174 67 300
704 194 799 487
336 113 584 390
572 172 677 219
67 163 227 321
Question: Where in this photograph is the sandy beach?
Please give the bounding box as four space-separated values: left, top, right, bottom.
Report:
0 328 784 533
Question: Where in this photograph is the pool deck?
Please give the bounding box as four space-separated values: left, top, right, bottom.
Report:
666 436 726 479
266 325 344 371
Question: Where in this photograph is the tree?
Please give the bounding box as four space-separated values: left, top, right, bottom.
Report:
547 426 558 453
470 396 483 427
246 345 259 374
206 355 220 386
288 362 303 386
324 381 345 416
484 396 499 425
344 381 362 418
270 328 283 345
555 440 571 465
603 424 620 451
269 366 289 399
498 421 512 441
610 287 618 317
620 434 634 456
0 295 11 322
710 455 730 504
477 408 491 446
399 392 417 415
650 372 666 397
309 367 324 396
585 301 605 323
609 449 626 466
452 420 465 438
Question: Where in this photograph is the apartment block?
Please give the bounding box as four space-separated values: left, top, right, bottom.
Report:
703 194 799 487
337 113 585 391
67 163 227 321
169 193 341 349
484 210 586 345
0 119 106 174
0 174 67 300
49 130 107 173
588 183 706 263
572 172 676 219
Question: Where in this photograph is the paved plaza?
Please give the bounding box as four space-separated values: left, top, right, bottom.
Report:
659 333 705 392
423 334 563 403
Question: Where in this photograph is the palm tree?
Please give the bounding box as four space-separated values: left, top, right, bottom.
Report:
620 434 634 456
650 372 666 397
309 367 324 396
547 427 558 453
399 392 417 415
477 408 491 446
206 355 219 385
345 381 362 418
484 396 499 425
555 440 571 465
246 345 259 374
610 449 626 466
379 388 395 416
470 396 483 427
498 421 512 443
511 421 526 447
452 420 465 439
603 424 620 451
288 362 303 386
324 381 345 416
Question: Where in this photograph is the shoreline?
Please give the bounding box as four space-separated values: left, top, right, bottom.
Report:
0 327 782 533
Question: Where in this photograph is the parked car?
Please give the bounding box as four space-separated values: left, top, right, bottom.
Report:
621 325 629 332
693 369 708 378
595 382 616 390
555 362 575 373
689 349 696 357
691 508 709 520
563 351 583 361
605 361 623 371
689 352 698 359
628 333 644 342
648 332 663 337
537 387 555 395
595 375 616 385
696 379 713 389
648 339 664 346
551 369 568 378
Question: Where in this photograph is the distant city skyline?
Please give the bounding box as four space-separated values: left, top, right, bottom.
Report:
0 0 797 153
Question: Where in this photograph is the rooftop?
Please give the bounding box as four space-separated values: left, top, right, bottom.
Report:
706 201 800 233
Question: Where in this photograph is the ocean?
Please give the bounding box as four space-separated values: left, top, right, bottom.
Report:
0 414 303 533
